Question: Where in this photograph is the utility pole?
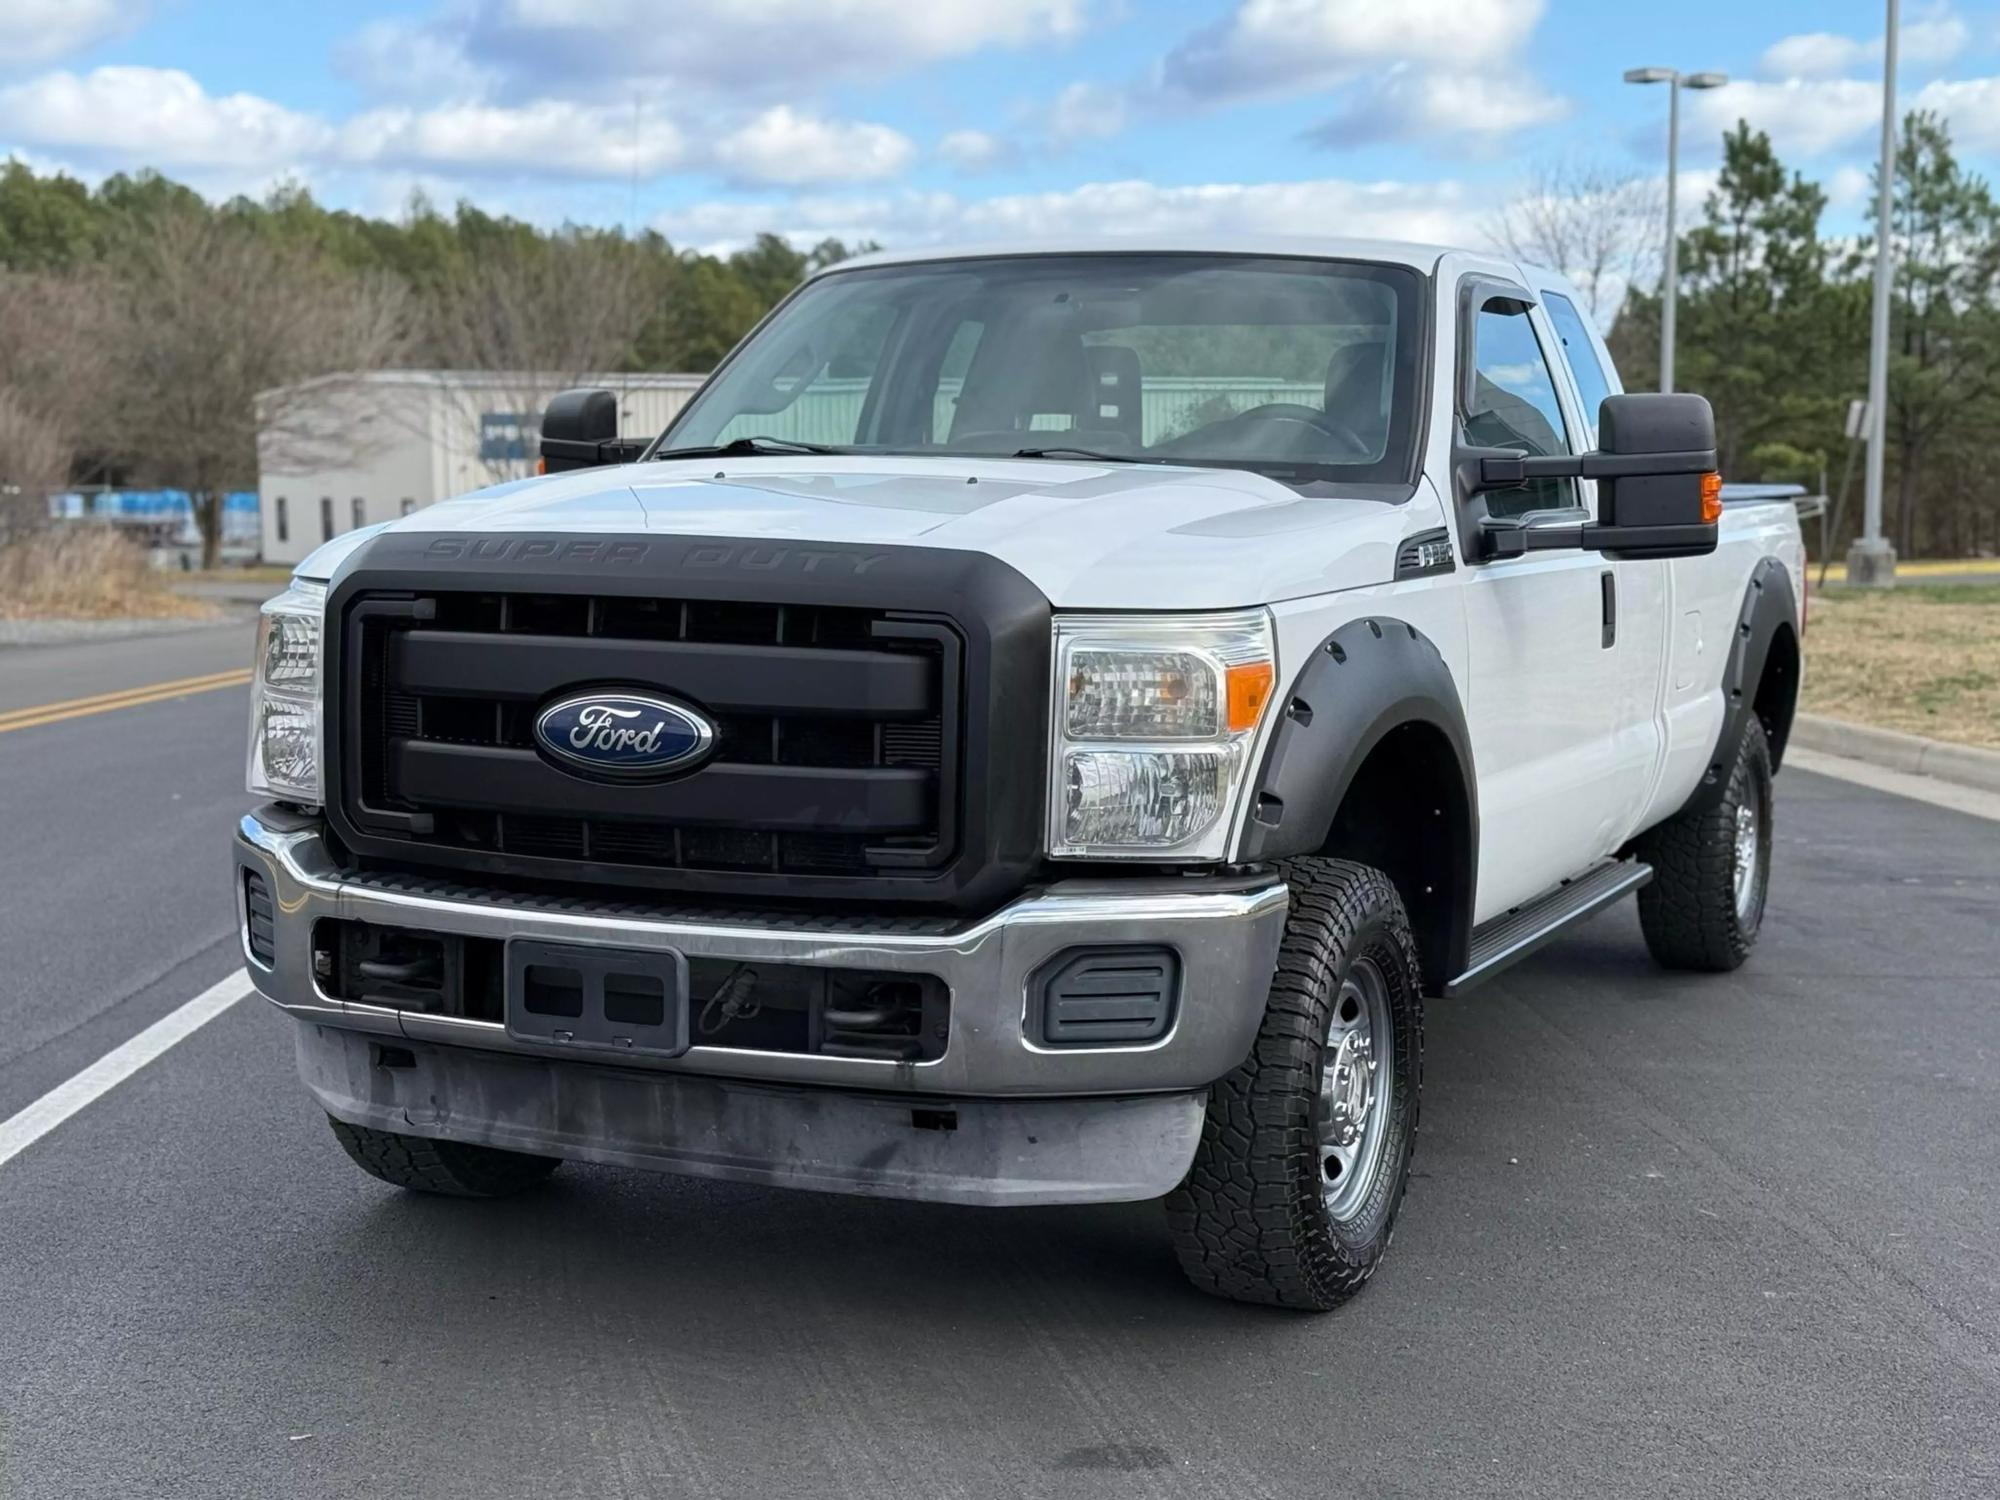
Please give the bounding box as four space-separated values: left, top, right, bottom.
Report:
1624 67 1728 393
1848 0 1901 586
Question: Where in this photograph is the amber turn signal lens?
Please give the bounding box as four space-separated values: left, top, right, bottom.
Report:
1226 660 1274 733
536 457 548 475
1700 471 1722 524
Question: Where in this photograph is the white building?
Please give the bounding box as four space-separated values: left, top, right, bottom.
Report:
254 370 705 566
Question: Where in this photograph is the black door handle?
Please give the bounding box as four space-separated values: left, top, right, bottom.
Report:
1600 570 1616 649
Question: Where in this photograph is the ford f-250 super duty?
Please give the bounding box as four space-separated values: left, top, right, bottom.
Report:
235 238 1805 1310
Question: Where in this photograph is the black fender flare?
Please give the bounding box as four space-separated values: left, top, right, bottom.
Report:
1239 616 1478 986
1684 556 1799 815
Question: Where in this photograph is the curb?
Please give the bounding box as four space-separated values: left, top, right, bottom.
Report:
1790 714 2000 795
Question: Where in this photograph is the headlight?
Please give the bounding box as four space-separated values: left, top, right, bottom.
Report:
1049 610 1275 860
247 579 326 804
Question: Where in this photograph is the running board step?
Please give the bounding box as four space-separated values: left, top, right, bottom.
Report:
1446 858 1653 997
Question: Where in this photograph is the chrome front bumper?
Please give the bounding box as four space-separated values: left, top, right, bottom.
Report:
235 810 1289 1099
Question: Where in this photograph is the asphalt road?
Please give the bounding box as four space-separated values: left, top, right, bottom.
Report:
1 626 1996 1499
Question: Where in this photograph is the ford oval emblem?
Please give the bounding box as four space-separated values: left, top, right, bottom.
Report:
533 690 715 780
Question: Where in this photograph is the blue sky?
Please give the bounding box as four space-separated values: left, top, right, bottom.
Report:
2 0 1995 275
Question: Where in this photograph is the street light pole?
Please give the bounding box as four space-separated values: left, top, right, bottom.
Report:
1849 0 1900 587
1624 67 1728 394
1663 78 1679 393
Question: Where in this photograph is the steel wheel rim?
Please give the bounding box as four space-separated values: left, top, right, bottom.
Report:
1732 797 1761 921
1317 956 1394 1223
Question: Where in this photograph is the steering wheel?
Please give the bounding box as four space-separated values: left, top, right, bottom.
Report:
1224 403 1376 461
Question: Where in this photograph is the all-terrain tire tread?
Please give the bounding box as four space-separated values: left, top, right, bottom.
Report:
1165 858 1424 1312
1635 718 1772 972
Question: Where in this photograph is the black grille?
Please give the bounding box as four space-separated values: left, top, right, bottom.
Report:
341 589 958 884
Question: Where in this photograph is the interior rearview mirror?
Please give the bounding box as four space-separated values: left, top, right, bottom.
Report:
540 388 647 473
1468 392 1721 562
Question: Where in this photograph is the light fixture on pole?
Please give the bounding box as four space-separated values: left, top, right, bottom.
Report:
1848 0 1900 587
1624 66 1728 394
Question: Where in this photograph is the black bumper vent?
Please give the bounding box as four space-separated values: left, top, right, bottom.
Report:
1030 947 1181 1046
243 871 276 966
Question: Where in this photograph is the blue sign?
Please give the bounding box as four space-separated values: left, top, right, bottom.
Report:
534 691 715 780
479 412 538 462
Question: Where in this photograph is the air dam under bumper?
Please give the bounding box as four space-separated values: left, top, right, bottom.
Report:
300 1024 1207 1206
236 810 1288 1203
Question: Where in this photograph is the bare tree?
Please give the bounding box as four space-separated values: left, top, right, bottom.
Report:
0 272 116 439
1487 158 1666 321
422 232 645 484
0 388 71 539
100 210 412 566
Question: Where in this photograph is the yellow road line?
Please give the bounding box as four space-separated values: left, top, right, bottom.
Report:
0 668 250 726
0 668 253 735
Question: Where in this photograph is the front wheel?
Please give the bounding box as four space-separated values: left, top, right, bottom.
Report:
1166 859 1424 1311
328 1116 561 1198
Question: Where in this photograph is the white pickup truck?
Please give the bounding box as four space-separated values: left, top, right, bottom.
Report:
236 237 1805 1310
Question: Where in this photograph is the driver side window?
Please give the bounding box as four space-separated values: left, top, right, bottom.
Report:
1466 302 1577 519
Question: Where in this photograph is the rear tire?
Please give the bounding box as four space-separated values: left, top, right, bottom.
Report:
1166 858 1423 1311
328 1116 561 1198
1636 717 1773 972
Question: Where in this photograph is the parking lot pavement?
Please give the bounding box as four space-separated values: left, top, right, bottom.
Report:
1 647 1996 1497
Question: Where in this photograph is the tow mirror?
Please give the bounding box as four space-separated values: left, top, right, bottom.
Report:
539 388 647 473
1470 393 1721 562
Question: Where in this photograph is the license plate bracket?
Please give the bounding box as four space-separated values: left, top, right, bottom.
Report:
504 939 691 1059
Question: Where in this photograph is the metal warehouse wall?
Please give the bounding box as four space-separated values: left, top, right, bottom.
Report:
257 373 706 566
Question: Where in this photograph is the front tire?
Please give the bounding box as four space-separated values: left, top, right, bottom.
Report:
328 1116 561 1198
1635 717 1774 972
1166 859 1424 1311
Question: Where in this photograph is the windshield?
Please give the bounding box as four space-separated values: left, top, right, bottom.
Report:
658 254 1426 490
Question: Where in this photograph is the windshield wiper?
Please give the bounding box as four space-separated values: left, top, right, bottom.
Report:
652 435 844 459
1011 446 1170 464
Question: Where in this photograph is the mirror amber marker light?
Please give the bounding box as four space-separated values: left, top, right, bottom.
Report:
1700 471 1722 524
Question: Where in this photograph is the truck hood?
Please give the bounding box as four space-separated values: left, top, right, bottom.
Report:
305 456 1416 609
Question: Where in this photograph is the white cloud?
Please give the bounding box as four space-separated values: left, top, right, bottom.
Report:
713 106 915 187
335 18 498 103
1307 70 1570 150
1161 0 1544 102
1046 80 1128 144
937 129 1013 174
1761 33 1873 79
1685 78 1882 157
1760 10 1968 79
1825 163 1873 212
340 100 688 178
656 175 1475 255
0 0 143 67
1914 76 2000 152
1688 71 2000 159
453 0 1091 96
0 66 332 169
0 64 932 186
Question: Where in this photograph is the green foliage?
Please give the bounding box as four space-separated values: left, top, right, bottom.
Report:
1672 123 1850 477
0 158 868 374
1611 115 2000 558
1867 111 2000 555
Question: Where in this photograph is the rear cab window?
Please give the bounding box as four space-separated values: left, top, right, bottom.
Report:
1539 290 1617 443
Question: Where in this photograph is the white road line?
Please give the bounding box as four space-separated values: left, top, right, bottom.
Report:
1788 747 2000 825
0 969 255 1170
